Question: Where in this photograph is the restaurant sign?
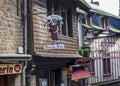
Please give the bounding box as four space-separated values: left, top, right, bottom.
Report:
0 64 22 75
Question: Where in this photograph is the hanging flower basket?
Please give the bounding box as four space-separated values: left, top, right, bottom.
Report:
78 47 91 57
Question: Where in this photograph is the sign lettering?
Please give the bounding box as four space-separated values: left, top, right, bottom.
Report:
0 64 22 75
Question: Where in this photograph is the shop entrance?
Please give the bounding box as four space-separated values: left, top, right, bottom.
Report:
0 75 8 86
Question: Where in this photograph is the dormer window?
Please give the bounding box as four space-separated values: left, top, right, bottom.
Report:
101 17 109 29
87 15 92 26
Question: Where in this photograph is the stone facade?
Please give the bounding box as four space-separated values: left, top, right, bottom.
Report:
0 0 23 54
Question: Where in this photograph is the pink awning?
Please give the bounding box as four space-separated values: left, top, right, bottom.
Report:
71 70 91 80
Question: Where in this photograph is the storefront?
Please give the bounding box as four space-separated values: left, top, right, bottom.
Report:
0 64 22 86
27 55 80 86
0 54 31 86
70 58 92 86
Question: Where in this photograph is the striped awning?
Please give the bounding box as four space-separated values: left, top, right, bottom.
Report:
71 69 91 80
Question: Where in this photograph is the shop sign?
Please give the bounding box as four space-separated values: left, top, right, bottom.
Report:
76 58 92 63
0 64 22 75
43 14 65 49
44 44 64 50
78 63 90 67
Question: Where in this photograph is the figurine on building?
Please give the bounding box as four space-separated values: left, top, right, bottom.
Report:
44 14 63 45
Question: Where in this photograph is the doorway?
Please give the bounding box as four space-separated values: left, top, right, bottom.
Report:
0 75 8 86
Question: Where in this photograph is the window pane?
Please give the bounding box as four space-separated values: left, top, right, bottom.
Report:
61 10 67 36
67 7 73 37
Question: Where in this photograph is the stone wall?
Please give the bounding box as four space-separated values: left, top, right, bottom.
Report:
0 0 23 54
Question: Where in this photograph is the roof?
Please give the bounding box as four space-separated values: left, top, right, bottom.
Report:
86 1 120 19
79 0 91 8
109 17 120 30
91 23 105 31
109 25 120 33
82 24 92 29
76 7 87 14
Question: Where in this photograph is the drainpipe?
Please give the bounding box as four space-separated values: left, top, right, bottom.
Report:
78 14 86 48
76 7 86 48
119 0 120 16
21 0 28 86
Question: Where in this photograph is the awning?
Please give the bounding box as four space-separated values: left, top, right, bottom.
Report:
71 69 91 80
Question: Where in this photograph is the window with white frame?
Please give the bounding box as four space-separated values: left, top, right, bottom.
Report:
47 0 73 37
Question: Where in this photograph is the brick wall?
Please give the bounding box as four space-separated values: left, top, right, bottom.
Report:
0 0 23 54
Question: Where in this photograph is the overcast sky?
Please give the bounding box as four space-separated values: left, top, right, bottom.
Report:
85 0 119 15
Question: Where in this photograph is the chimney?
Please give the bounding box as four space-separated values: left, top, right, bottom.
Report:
91 0 99 6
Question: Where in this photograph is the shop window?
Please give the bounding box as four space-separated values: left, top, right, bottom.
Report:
47 0 73 37
103 58 111 75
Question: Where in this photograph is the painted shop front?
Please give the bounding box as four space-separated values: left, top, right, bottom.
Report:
0 64 22 86
0 54 31 86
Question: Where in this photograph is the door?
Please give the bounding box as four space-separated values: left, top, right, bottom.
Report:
0 75 8 86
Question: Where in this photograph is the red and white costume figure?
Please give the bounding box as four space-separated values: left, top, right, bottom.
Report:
44 14 63 44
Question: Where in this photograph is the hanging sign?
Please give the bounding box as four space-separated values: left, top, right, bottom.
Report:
44 14 63 45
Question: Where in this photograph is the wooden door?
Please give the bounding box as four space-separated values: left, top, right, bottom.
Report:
0 75 8 86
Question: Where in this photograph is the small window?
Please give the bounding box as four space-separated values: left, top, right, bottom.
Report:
103 58 111 75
